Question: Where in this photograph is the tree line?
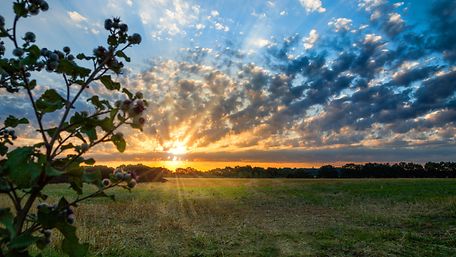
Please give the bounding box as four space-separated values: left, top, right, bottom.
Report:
49 162 456 183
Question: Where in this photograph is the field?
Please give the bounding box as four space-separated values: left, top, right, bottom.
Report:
7 178 456 256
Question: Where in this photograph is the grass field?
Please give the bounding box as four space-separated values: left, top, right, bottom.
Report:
5 178 456 256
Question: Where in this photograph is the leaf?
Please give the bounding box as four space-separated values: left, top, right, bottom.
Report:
36 89 66 113
111 133 126 152
45 166 63 177
13 2 27 17
8 232 40 249
83 158 95 165
82 127 97 143
100 75 120 91
5 147 41 188
0 143 8 156
57 223 89 257
122 88 133 99
82 169 101 185
116 50 131 62
4 115 29 128
0 208 15 238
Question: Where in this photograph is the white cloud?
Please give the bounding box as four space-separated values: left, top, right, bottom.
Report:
280 11 287 16
388 12 403 24
195 23 205 30
253 38 271 48
328 18 353 32
393 2 404 8
358 0 385 12
137 0 201 40
214 22 229 32
364 34 382 44
211 10 220 17
126 0 133 6
299 0 326 13
303 29 319 49
67 11 87 23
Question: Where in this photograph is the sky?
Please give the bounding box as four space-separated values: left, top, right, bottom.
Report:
1 0 456 170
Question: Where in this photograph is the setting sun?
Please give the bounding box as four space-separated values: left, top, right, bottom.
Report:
167 141 188 156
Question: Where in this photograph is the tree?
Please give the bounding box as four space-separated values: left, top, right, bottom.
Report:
0 1 145 256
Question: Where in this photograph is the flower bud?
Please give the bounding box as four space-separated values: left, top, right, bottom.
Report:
127 179 137 188
40 1 49 11
124 173 132 181
104 19 113 30
119 23 128 33
29 7 40 15
24 32 36 42
102 178 111 187
120 100 131 112
132 116 146 128
63 46 71 54
115 171 124 180
81 143 89 152
114 100 122 108
49 52 59 61
67 214 75 224
13 48 24 57
43 229 52 238
135 92 143 99
0 16 5 27
128 33 142 44
40 48 49 56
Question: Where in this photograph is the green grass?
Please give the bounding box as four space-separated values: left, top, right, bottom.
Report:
5 178 456 256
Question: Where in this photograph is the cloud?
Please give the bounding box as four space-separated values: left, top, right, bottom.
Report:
299 0 326 13
137 0 201 40
303 29 319 49
214 22 229 32
67 11 87 23
328 18 353 32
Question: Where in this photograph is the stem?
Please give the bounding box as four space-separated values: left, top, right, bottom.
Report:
60 121 125 170
47 51 117 157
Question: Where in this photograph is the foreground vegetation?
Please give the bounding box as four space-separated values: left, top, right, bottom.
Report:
2 178 455 256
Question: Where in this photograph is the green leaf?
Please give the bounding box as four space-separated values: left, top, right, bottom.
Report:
83 158 95 165
0 208 15 238
82 169 101 186
13 2 27 17
8 232 40 249
0 143 8 156
100 75 120 91
82 127 97 143
122 88 133 99
61 143 75 151
4 115 29 128
111 134 126 152
57 223 89 257
116 50 131 62
36 89 66 113
45 166 63 177
5 147 41 188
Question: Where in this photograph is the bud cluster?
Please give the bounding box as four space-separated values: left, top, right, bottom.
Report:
38 46 74 72
0 129 17 140
39 228 52 245
37 202 75 225
116 92 148 130
108 167 138 188
13 0 49 18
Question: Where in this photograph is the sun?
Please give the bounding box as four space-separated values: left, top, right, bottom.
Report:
167 141 187 156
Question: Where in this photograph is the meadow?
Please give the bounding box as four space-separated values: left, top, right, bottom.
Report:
7 178 456 256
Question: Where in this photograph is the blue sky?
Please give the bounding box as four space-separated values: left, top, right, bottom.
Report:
1 0 456 166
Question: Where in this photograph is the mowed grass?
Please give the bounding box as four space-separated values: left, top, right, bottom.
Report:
6 178 456 256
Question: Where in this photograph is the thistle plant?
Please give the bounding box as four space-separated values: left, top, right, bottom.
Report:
0 1 146 256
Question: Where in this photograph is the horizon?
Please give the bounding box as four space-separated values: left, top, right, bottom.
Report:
1 0 455 167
